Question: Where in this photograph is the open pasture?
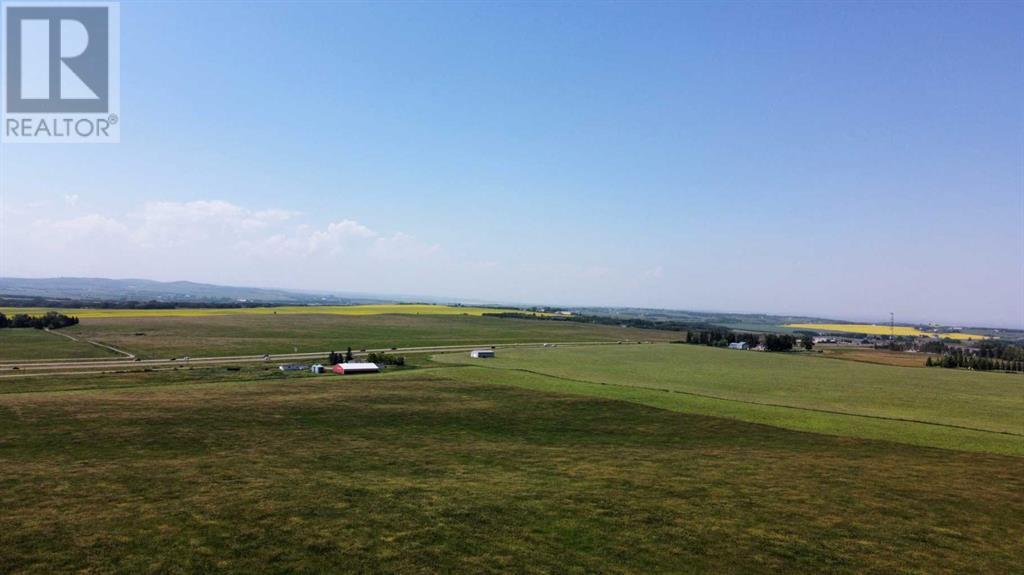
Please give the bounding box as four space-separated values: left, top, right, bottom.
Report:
1 368 1021 573
0 329 119 361
1 314 678 361
434 344 1024 455
786 323 989 340
0 303 543 319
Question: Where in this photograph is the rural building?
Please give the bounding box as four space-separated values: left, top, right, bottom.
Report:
728 342 749 350
310 364 324 374
332 362 380 375
470 349 496 358
278 364 307 372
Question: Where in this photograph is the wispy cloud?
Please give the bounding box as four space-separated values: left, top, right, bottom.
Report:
1 199 445 289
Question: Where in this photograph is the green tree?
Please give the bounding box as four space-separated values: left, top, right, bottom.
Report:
802 336 814 351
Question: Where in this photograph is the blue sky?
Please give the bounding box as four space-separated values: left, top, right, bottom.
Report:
2 1 1022 327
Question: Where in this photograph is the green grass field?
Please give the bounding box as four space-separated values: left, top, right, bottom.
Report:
3 317 1021 572
0 303 546 319
1 367 1021 573
2 314 677 360
0 329 119 361
433 344 1024 455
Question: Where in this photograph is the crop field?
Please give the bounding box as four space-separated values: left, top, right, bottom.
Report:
0 314 677 361
785 323 989 340
817 346 938 368
0 329 119 361
0 303 544 319
433 344 1024 456
1 365 1022 573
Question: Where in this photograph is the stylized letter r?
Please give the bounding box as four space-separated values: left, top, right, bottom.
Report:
20 18 99 100
6 6 109 113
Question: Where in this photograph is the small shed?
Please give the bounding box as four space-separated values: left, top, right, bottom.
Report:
470 349 495 359
310 364 324 374
727 342 749 350
332 362 380 375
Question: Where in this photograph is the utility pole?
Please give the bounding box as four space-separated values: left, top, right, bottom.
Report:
890 312 895 341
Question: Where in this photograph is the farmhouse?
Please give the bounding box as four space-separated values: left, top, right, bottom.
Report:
728 342 749 350
332 362 380 375
470 349 496 358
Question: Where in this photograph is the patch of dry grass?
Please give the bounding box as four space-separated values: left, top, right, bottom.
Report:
816 346 937 368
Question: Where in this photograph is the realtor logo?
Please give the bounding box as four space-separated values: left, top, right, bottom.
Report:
2 1 120 142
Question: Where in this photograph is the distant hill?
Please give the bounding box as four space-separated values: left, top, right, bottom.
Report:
0 277 385 305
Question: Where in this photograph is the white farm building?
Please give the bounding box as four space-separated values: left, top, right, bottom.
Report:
727 342 749 350
331 362 381 375
470 349 496 358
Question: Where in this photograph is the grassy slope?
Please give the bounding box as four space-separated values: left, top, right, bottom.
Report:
1 372 1021 573
0 329 118 361
52 315 678 359
434 344 1024 455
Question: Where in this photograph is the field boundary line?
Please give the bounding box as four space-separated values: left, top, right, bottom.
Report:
43 328 80 342
33 329 133 360
84 340 135 359
461 364 1024 439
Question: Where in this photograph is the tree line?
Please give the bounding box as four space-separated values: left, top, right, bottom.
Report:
0 297 296 310
975 340 1024 362
0 311 79 330
483 312 690 332
364 352 405 366
677 328 803 352
927 349 1024 372
327 348 406 367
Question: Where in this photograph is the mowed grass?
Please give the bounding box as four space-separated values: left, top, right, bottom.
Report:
1 371 1022 573
786 323 989 341
0 329 118 361
434 344 1024 455
41 314 677 360
0 304 545 319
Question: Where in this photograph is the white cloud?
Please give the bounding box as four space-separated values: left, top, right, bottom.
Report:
1 199 447 290
48 214 129 238
645 266 665 280
1 198 671 309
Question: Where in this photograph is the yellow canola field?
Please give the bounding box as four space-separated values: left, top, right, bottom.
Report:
0 304 545 319
785 323 989 341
